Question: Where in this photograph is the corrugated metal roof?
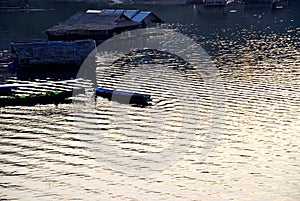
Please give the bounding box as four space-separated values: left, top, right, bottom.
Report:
100 9 136 17
88 9 154 23
123 10 140 18
131 11 151 23
101 9 121 14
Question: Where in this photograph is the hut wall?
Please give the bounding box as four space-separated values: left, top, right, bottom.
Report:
47 27 139 44
46 30 112 42
11 40 96 67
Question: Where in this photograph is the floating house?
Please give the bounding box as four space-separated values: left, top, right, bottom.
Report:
11 40 96 67
11 9 163 68
46 10 163 43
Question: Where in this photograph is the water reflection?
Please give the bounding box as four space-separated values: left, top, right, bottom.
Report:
0 1 299 200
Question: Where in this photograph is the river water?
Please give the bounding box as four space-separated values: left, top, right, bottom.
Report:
0 1 299 200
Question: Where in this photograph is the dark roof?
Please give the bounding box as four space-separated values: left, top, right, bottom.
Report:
46 12 139 34
87 9 164 23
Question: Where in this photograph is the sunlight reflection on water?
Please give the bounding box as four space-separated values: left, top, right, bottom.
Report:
0 2 300 200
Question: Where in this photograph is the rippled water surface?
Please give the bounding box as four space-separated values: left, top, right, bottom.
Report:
0 1 300 200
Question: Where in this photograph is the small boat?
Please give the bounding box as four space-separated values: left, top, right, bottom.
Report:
0 80 77 96
0 85 17 96
0 90 73 107
95 87 151 106
0 82 151 107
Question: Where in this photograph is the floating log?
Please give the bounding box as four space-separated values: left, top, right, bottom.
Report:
11 40 96 67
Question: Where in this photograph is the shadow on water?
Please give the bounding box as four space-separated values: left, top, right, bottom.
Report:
0 1 299 201
14 66 80 81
